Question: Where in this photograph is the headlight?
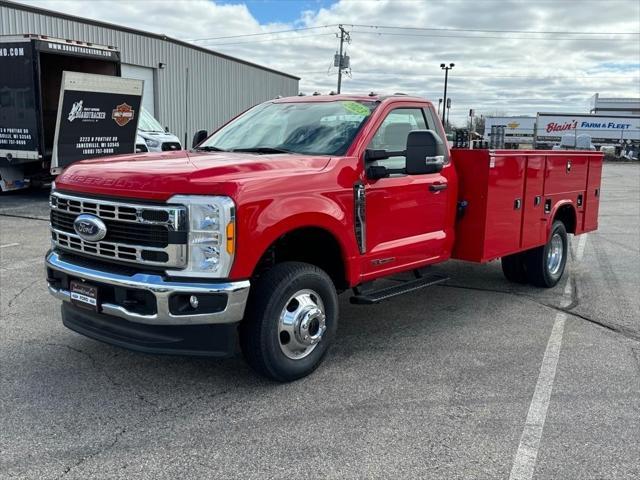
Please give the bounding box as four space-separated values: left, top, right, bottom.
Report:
167 195 236 278
144 138 160 148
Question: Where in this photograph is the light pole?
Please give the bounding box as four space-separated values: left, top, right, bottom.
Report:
440 63 454 126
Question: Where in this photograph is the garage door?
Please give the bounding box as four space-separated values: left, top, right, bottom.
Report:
121 64 155 116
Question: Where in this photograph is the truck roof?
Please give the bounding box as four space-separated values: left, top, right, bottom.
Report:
272 93 432 105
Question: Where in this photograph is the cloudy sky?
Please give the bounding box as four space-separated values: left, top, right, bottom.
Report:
18 0 640 124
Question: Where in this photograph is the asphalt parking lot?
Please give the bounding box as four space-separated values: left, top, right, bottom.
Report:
1 163 639 480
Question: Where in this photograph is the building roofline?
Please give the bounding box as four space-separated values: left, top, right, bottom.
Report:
0 0 300 81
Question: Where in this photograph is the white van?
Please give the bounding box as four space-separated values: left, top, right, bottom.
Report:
136 108 182 153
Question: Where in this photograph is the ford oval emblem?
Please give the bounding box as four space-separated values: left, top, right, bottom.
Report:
73 214 107 242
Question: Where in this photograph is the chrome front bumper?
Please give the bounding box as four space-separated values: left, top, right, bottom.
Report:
45 250 250 326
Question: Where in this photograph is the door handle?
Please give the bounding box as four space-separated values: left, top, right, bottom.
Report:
429 183 448 192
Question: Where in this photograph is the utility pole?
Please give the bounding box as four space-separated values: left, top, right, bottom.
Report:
336 24 350 93
440 63 454 126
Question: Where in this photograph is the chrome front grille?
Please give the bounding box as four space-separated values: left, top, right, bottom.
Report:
51 210 170 247
50 192 187 268
50 192 182 226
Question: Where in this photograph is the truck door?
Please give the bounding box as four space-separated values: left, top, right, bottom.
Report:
361 106 451 278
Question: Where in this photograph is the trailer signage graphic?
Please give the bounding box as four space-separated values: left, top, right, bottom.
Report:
545 120 633 133
0 46 25 57
36 41 120 61
0 42 38 153
67 101 107 122
111 103 135 126
536 113 640 144
483 117 536 144
52 73 143 170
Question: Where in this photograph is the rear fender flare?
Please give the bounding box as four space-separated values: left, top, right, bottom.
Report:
548 200 577 237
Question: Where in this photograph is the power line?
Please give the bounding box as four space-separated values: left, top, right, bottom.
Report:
345 23 640 36
188 22 639 44
187 25 333 42
202 33 334 46
349 30 639 42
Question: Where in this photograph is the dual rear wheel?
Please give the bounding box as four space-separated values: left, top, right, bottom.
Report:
501 221 568 288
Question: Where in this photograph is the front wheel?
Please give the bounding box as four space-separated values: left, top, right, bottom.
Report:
525 221 568 288
240 262 338 382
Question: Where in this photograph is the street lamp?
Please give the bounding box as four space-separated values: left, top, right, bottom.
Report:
440 63 454 126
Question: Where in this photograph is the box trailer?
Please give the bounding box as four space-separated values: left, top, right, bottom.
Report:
535 112 640 152
0 35 122 191
483 116 536 148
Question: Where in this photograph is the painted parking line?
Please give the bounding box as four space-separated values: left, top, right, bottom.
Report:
509 280 572 480
0 243 20 249
575 233 588 261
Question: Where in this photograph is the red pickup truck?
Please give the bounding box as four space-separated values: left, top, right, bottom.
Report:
45 94 603 381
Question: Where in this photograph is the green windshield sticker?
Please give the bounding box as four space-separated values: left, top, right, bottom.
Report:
342 101 371 117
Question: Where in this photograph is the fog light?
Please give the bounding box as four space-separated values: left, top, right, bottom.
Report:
189 295 199 309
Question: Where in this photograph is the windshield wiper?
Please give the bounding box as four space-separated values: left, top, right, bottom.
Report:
193 146 228 152
231 147 292 154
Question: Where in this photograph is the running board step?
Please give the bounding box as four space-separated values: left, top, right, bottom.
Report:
350 274 448 305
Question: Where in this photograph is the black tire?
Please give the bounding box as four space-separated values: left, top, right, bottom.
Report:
240 262 338 382
501 253 528 284
525 221 568 288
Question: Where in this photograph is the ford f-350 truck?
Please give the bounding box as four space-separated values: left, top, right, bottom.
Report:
45 94 603 381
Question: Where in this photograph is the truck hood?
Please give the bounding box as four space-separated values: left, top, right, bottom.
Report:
55 150 332 201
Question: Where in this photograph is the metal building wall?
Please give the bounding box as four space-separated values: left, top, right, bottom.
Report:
0 2 299 143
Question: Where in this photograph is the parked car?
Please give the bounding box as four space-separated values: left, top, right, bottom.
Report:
45 93 603 381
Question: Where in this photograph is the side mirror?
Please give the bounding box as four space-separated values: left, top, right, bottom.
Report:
165 126 170 133
405 130 445 175
192 130 208 148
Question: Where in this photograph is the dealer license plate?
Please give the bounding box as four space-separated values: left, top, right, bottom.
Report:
69 281 99 312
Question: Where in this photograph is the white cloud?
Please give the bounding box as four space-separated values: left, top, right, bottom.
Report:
16 0 640 124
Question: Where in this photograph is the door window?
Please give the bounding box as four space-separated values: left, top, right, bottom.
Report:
368 108 427 171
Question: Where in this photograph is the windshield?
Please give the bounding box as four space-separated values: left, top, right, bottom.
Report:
199 100 377 155
138 108 165 133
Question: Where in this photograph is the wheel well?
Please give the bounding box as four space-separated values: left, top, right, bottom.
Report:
554 204 577 234
253 227 348 290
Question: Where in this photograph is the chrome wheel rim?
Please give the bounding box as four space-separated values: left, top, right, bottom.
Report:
547 233 564 276
278 289 326 360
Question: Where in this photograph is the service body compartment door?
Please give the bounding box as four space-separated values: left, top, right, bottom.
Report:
483 154 526 259
520 155 546 249
544 153 589 195
583 156 603 232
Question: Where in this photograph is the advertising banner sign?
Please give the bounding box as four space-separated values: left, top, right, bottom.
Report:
536 113 640 144
52 72 143 173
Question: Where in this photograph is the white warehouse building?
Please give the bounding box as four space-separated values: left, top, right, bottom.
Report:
0 0 299 145
590 93 640 116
